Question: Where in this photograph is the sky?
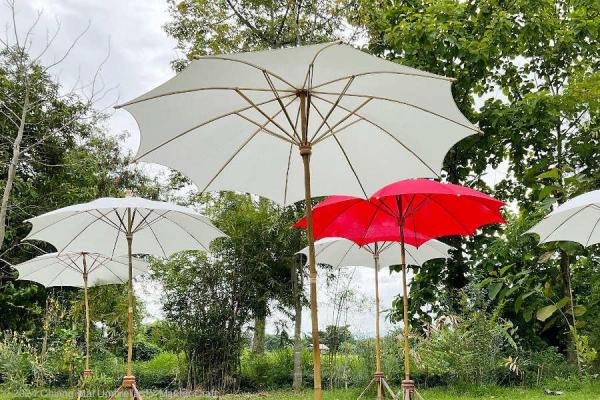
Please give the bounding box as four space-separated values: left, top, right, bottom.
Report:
4 1 506 337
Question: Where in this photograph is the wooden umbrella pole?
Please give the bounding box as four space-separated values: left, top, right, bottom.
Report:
373 245 384 400
108 208 143 400
126 207 134 379
399 222 414 400
373 245 382 375
299 91 322 400
82 253 92 378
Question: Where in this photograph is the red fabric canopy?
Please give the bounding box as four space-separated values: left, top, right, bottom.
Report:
295 179 505 247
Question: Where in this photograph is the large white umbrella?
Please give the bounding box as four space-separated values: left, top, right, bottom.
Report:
116 42 479 397
527 189 600 247
24 197 226 399
527 189 600 372
13 252 149 377
298 238 452 400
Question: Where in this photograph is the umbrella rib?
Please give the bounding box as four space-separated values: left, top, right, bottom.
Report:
283 143 293 206
584 214 600 247
358 207 380 247
235 89 299 143
302 41 342 89
199 95 298 196
156 213 211 253
426 196 472 236
311 70 455 92
195 55 297 89
312 91 481 134
403 246 419 266
309 105 368 198
45 263 72 287
538 205 593 244
284 99 303 205
115 87 294 109
134 94 294 161
102 260 128 284
311 93 440 178
312 97 371 144
56 210 117 253
308 76 355 143
263 71 300 142
146 221 168 258
336 243 356 270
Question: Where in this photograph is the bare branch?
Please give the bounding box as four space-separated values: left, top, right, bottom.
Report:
42 19 91 72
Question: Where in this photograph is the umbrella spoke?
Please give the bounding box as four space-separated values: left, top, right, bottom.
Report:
309 103 367 198
263 71 301 142
309 76 355 143
234 112 297 144
584 214 600 247
311 93 440 178
235 89 299 143
312 96 370 144
199 95 298 196
155 213 211 253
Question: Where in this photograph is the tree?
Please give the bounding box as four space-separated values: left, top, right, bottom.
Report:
164 0 349 69
0 0 114 250
349 0 600 342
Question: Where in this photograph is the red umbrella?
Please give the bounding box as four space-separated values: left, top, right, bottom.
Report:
295 179 505 400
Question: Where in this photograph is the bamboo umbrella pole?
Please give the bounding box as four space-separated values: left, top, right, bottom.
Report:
82 253 92 378
373 244 383 400
299 90 322 400
397 195 414 400
126 207 134 379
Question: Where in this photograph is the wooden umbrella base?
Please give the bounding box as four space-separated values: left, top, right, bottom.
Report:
108 375 144 400
399 379 425 400
357 372 398 400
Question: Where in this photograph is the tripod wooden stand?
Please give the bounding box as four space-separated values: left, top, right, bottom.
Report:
357 247 397 400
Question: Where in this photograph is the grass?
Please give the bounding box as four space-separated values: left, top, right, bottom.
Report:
1 384 599 399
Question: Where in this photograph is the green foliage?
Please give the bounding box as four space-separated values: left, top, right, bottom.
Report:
165 0 346 69
133 352 180 388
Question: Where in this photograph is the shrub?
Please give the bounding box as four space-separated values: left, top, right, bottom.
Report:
133 352 180 388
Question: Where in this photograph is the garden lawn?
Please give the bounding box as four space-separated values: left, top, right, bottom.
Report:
2 384 600 400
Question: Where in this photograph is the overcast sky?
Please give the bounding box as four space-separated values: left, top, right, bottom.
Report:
5 1 505 337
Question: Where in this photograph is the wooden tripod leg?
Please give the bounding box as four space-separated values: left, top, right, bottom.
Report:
357 377 376 400
132 383 144 400
413 389 425 400
381 376 398 400
108 384 124 400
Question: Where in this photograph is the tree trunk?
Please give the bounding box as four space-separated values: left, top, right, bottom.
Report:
292 257 303 390
0 89 29 248
559 250 579 365
252 314 266 354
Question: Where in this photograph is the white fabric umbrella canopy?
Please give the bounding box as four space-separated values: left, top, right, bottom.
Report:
13 251 150 378
119 42 479 205
23 197 226 399
14 252 149 288
298 237 452 399
117 42 478 400
528 189 600 247
24 197 226 257
298 237 453 269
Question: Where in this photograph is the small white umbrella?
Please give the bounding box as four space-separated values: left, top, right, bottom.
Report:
298 237 452 400
24 197 226 399
13 252 149 377
527 189 600 247
117 42 479 397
